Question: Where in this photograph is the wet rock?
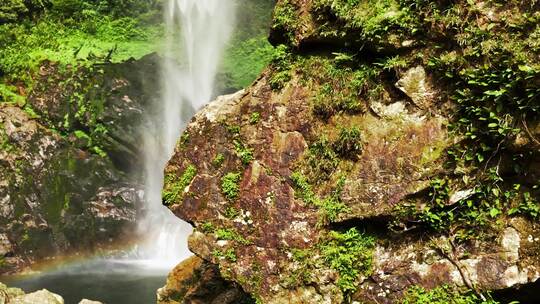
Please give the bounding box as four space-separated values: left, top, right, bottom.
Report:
78 300 103 304
395 66 436 109
165 1 540 303
10 289 64 304
0 282 25 303
157 256 253 304
0 105 140 273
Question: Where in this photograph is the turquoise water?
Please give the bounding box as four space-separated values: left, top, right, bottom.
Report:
1 260 168 304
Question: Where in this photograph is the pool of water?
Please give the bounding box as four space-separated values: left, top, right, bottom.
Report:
1 259 171 304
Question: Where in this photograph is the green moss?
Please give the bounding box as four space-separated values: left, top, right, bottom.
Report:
216 228 252 245
179 132 190 147
400 285 499 304
269 44 292 90
212 248 237 262
162 164 197 206
224 206 240 219
234 140 254 165
291 172 350 223
226 124 241 134
200 221 215 233
333 126 362 157
304 136 339 181
221 172 242 200
307 59 378 119
311 0 417 46
212 153 225 168
320 228 375 293
282 248 314 287
249 112 261 124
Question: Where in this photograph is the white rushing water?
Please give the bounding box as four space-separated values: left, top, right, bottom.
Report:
137 0 236 269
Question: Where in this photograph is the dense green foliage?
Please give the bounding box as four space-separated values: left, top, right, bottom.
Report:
0 0 276 104
0 1 161 80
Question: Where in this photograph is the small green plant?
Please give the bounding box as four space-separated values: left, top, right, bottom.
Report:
234 139 254 165
224 206 240 219
221 172 242 200
162 164 197 205
509 190 540 219
216 228 252 245
271 0 298 43
212 248 237 262
333 126 362 157
249 112 261 124
212 153 225 168
179 132 190 147
320 228 375 293
226 124 241 134
200 222 214 233
291 172 350 223
305 136 339 181
282 248 314 287
269 44 292 90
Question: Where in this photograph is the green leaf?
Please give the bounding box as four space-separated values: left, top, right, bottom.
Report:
489 208 500 218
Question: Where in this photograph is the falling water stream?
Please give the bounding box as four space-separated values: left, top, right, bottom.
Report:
138 0 235 269
2 1 235 303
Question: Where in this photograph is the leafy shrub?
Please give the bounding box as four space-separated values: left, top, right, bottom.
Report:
269 44 292 90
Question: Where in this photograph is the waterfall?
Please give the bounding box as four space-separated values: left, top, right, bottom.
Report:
137 0 236 269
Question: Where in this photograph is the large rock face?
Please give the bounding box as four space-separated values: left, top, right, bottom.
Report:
0 55 162 273
0 105 141 273
164 0 540 303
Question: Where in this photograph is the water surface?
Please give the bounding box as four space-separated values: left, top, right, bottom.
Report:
2 259 168 304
